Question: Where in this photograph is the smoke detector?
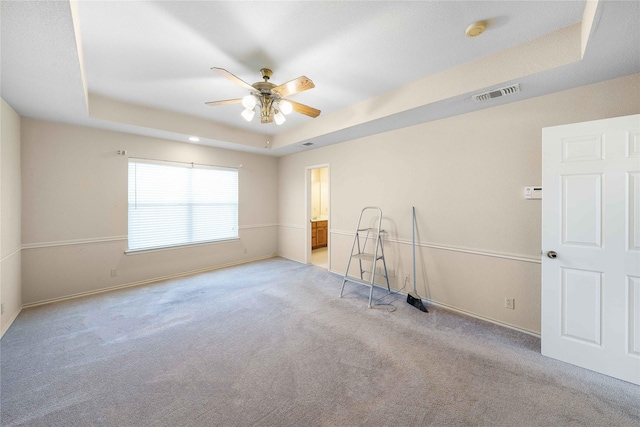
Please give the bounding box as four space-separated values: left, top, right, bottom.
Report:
472 84 520 102
466 21 487 37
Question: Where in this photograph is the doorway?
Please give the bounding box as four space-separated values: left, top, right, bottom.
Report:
306 165 330 269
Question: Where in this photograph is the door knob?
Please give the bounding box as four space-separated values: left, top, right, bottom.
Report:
546 251 558 259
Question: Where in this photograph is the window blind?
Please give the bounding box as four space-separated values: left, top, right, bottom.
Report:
128 159 238 251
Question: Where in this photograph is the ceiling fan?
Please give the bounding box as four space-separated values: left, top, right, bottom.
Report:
206 67 321 125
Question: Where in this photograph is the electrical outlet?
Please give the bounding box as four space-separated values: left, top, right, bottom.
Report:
505 298 515 310
375 267 394 277
110 269 117 277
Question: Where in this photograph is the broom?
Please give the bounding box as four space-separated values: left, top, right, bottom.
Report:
407 206 428 312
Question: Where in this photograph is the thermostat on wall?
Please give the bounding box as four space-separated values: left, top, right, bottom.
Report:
524 186 542 200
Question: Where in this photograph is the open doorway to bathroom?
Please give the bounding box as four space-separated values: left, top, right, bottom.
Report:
307 165 329 269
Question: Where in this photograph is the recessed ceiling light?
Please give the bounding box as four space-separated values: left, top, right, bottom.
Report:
466 21 487 38
188 136 200 142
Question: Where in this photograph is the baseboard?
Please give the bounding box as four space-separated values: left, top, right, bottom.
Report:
23 255 277 309
424 299 540 338
328 268 541 339
277 254 305 264
1 307 23 339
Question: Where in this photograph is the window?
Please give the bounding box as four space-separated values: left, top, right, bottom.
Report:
128 159 238 252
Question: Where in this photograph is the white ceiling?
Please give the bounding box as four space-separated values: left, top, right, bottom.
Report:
2 1 639 156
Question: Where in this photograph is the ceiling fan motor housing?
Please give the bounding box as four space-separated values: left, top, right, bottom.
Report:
252 81 276 94
260 68 273 81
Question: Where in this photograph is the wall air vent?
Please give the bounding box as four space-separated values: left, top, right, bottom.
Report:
472 84 520 102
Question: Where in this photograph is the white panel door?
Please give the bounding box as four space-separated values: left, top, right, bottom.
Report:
542 114 640 385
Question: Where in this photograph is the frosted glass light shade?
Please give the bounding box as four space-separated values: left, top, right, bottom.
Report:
242 94 257 109
274 110 286 125
279 100 293 115
241 108 255 122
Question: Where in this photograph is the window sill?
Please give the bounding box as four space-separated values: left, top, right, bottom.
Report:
125 237 240 255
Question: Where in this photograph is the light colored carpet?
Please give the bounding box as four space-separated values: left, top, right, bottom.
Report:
1 258 639 426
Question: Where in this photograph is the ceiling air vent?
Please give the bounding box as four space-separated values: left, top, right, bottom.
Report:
472 84 520 102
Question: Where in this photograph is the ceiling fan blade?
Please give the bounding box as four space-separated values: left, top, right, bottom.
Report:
272 76 315 98
205 98 242 106
211 67 255 91
287 100 321 118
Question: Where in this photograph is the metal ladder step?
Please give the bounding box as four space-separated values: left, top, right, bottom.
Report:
351 253 383 262
342 276 386 287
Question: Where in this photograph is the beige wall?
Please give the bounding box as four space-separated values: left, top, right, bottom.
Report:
1 98 22 336
278 74 640 335
21 119 279 305
8 74 640 333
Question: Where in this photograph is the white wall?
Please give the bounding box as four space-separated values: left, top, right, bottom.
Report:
21 119 278 305
1 98 22 335
278 74 640 335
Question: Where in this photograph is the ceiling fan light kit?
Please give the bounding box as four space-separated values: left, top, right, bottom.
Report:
207 67 321 125
242 94 257 109
273 110 286 125
241 108 256 122
279 99 293 115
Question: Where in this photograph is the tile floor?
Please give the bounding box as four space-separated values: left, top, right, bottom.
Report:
311 247 328 269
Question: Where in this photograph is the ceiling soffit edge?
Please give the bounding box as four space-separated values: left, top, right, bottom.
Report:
70 1 620 155
88 94 268 151
271 21 584 150
69 0 89 111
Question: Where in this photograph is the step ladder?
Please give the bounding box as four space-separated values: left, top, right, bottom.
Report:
339 207 391 308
